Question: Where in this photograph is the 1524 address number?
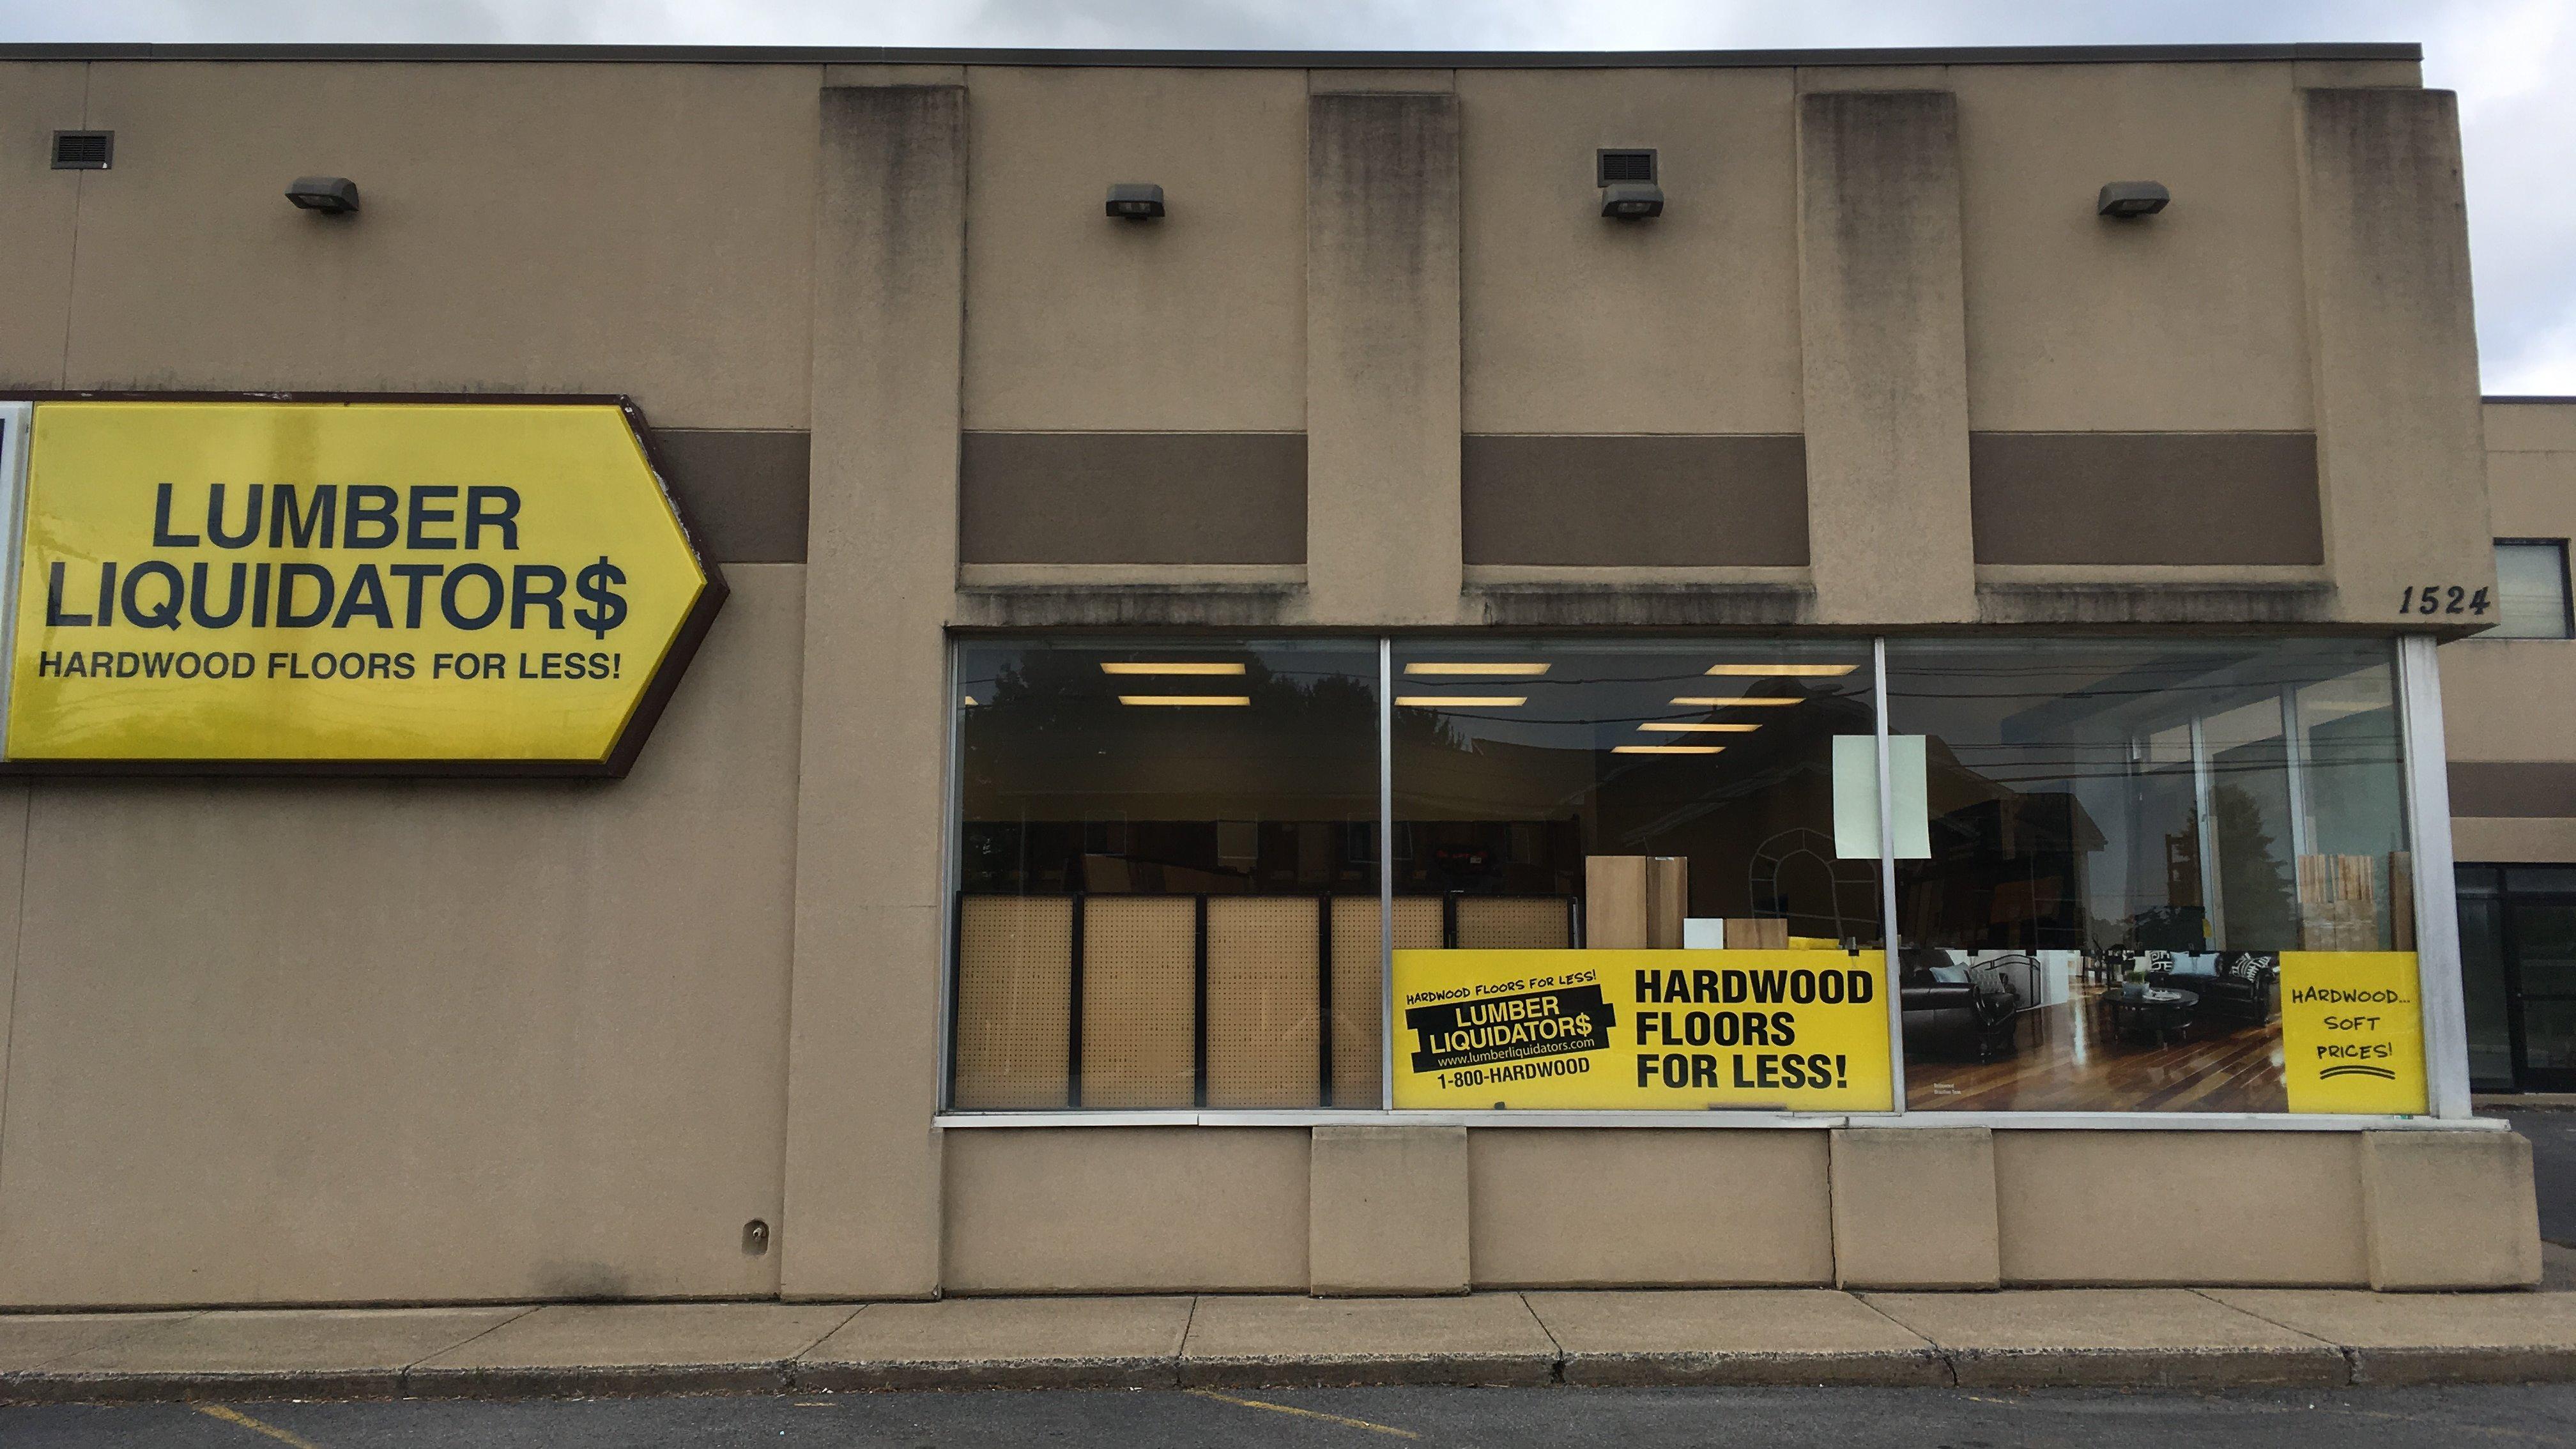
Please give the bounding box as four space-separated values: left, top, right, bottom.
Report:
2398 585 2490 617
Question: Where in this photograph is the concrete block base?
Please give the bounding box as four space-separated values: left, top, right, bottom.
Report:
2362 1130 2543 1290
1308 1125 1469 1296
1832 1127 2000 1289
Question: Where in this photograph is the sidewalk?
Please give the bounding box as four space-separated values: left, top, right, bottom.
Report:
6 1278 2576 1404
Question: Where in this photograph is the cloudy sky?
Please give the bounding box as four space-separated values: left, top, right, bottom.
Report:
6 0 2570 392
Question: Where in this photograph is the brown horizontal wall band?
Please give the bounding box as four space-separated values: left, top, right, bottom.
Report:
1970 431 2324 567
1461 434 1809 567
2449 762 2576 820
652 429 811 564
960 432 1307 566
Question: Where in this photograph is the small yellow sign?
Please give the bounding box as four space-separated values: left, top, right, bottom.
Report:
2278 951 2428 1114
3 399 717 772
1392 948 1896 1111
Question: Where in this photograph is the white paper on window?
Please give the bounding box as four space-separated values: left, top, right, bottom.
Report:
1833 733 1930 860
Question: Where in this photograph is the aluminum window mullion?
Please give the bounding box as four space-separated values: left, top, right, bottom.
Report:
1873 636 1906 1116
1379 635 1395 1112
2190 717 2225 945
936 638 963 1114
2280 686 2312 864
2398 633 2473 1119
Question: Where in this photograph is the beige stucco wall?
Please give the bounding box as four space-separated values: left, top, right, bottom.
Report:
1994 1130 2370 1285
0 566 805 1308
962 66 1307 433
0 63 84 387
2455 817 2576 862
1954 63 2312 433
2446 404 2576 778
781 83 962 1302
35 62 822 429
1457 68 1802 436
1468 1129 1834 1287
942 1128 1310 1292
2446 402 2576 862
0 50 2531 1307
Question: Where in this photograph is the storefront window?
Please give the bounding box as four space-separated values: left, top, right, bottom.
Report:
947 633 2438 1119
1883 639 2414 1112
1387 639 1880 952
951 640 1381 1110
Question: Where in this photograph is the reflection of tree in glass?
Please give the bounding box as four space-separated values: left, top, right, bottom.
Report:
2212 783 2298 952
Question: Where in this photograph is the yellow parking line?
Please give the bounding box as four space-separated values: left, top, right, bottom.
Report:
1186 1388 1420 1439
195 1402 326 1449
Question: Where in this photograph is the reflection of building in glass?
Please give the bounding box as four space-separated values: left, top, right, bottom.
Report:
1888 640 2409 1114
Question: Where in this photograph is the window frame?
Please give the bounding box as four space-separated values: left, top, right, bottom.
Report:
935 631 2481 1131
2489 538 2574 641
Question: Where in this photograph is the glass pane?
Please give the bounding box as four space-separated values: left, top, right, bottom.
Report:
2512 901 2576 1000
1387 638 1879 950
2506 867 2576 896
2493 542 2572 640
2524 999 2576 1074
1886 638 2412 1113
2456 864 2501 897
950 640 1381 1110
2458 895 2515 1089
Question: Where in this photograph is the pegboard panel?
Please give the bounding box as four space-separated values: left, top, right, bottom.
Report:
1326 896 1441 1107
1081 896 1198 1109
1458 896 1573 949
952 896 1072 1110
1205 898 1323 1108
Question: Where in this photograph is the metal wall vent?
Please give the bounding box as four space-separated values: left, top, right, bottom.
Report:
52 131 112 170
1597 148 1656 187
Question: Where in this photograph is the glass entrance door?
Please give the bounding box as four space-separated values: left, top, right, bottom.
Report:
2511 896 2576 1089
2459 865 2576 1092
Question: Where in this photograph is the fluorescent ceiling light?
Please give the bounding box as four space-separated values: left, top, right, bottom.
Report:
1100 662 1246 675
1705 664 1859 677
1403 662 1550 676
1117 694 1251 707
1396 696 1527 708
1669 696 1801 707
1612 744 1725 755
1639 722 1759 733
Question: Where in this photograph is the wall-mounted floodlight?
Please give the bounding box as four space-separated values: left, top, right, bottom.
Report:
1105 182 1165 220
286 176 360 215
1602 181 1664 220
2096 181 2170 219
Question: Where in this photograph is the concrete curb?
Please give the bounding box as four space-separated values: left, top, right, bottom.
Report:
795 1356 1183 1392
1177 1351 1560 1389
401 1363 799 1400
0 1368 408 1406
13 1340 2576 1401
2348 1346 2576 1386
1940 1345 2350 1390
1556 1348 1954 1387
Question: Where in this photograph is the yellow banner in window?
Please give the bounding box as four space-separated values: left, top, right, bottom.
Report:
2278 951 2428 1114
1392 948 1896 1112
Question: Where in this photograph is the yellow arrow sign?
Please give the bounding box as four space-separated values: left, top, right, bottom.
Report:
1 398 722 774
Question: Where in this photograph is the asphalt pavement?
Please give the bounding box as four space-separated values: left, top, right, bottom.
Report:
2488 1107 2576 1245
10 1384 2576 1448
